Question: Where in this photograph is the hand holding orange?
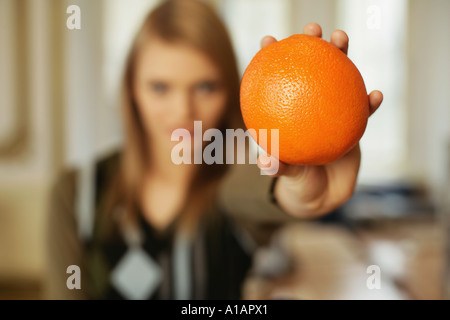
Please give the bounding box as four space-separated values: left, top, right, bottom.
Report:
246 24 383 219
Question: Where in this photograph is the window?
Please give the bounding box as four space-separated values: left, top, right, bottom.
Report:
337 0 409 184
219 0 291 75
103 0 160 110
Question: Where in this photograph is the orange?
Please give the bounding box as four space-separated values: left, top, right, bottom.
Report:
240 34 369 165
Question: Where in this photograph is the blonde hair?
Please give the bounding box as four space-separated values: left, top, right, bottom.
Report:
112 0 243 234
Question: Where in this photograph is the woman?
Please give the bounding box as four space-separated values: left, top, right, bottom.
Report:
46 0 383 300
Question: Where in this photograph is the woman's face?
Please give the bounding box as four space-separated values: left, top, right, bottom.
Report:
133 37 227 153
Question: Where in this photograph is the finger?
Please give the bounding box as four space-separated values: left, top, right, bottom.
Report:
303 22 322 38
330 30 349 55
261 35 277 49
257 154 307 178
368 90 383 116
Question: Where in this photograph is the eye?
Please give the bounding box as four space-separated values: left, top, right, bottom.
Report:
148 81 168 94
196 81 218 94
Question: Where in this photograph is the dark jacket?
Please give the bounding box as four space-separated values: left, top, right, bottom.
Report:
45 151 296 300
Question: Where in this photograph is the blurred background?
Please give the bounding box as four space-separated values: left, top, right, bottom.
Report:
0 0 449 299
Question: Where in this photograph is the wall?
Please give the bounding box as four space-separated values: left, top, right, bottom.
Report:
0 0 64 281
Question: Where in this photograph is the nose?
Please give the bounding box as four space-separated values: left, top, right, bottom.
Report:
172 90 194 122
